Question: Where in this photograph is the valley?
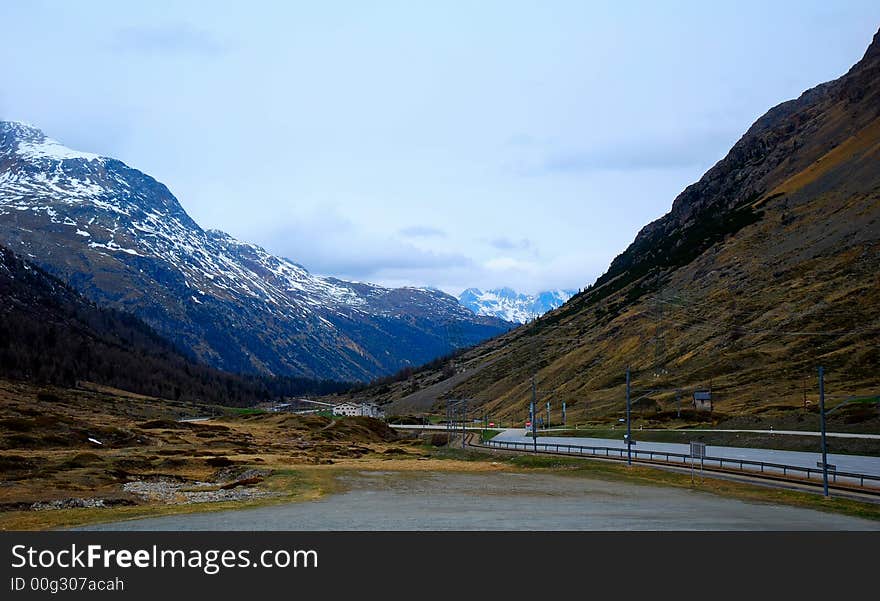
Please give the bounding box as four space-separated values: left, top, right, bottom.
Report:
3 379 879 531
0 21 878 534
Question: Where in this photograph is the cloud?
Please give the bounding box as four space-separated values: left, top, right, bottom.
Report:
111 24 229 56
512 129 737 176
505 133 539 147
246 209 605 297
489 237 532 251
247 207 602 296
254 212 469 283
399 225 447 238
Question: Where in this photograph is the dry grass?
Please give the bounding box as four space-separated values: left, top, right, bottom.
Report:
0 380 438 530
1 379 878 530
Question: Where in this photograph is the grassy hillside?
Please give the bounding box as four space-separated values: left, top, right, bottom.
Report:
341 29 880 426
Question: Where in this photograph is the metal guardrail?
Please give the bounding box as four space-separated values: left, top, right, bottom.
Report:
481 439 880 489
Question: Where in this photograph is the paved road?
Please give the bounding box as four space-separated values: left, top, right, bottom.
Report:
640 428 880 440
395 424 880 440
540 427 880 440
493 430 880 477
73 471 880 531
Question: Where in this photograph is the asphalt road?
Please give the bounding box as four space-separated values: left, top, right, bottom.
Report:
73 471 880 531
541 427 880 440
493 430 880 477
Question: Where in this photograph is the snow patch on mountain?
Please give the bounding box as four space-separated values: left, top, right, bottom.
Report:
16 138 102 162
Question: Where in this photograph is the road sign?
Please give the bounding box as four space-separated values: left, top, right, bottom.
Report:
816 461 837 471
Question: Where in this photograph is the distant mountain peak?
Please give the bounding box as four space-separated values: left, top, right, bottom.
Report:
459 287 575 323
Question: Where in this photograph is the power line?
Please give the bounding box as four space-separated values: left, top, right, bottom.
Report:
643 293 877 337
656 312 877 338
652 297 873 323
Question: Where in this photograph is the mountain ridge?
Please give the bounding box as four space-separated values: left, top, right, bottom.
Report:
0 122 512 381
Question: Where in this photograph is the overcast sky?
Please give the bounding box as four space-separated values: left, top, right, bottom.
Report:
2 1 878 295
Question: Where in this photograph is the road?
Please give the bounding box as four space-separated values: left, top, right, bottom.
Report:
393 423 880 440
492 430 880 477
72 471 879 531
653 428 880 440
540 427 880 440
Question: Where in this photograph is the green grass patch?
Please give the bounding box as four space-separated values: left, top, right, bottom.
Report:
480 429 502 442
426 447 496 462
226 407 266 416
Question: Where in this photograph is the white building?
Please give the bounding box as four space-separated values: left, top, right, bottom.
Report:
360 403 384 419
332 402 361 416
332 402 385 419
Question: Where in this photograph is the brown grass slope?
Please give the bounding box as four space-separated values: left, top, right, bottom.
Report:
359 29 880 423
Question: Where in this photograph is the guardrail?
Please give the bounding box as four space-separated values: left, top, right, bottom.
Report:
481 439 880 489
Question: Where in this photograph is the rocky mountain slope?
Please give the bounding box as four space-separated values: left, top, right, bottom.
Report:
458 288 575 323
361 28 880 421
0 243 352 404
0 123 511 381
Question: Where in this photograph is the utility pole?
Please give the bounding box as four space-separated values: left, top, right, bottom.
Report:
461 399 467 449
531 376 537 453
626 367 632 466
546 401 550 430
819 367 829 497
562 401 566 426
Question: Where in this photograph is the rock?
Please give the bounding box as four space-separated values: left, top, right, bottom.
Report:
219 476 264 490
31 498 106 511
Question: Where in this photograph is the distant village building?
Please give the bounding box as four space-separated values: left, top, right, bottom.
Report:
692 390 713 411
360 403 385 418
333 402 361 417
332 402 385 419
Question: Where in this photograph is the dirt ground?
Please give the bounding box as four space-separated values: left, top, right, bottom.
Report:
0 380 477 529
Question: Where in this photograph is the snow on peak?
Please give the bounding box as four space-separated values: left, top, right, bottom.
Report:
16 137 102 162
1 121 101 161
459 287 575 323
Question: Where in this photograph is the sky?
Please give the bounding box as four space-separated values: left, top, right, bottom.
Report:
1 1 878 296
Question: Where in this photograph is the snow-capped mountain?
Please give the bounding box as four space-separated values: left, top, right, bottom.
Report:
0 121 511 381
458 287 575 323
